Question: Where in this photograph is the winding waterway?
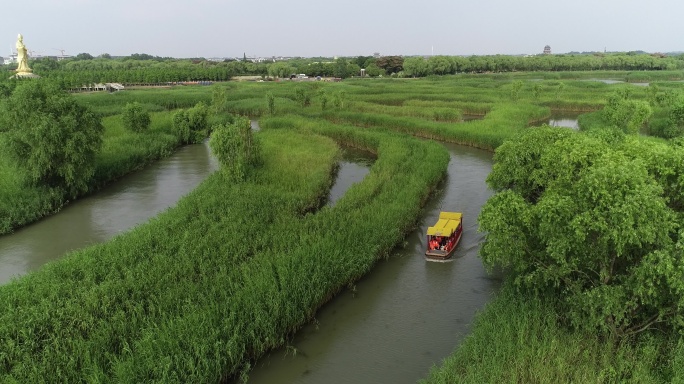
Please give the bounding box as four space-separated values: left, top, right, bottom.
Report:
0 128 498 384
243 143 498 384
0 142 219 285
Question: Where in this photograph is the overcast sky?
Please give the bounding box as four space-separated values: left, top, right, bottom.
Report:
2 0 682 59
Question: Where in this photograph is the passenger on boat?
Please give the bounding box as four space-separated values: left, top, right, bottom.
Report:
429 238 439 250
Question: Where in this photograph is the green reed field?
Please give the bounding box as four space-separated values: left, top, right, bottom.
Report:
2 72 684 382
0 121 448 382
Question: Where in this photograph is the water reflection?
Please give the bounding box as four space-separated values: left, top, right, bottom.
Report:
548 116 579 129
583 79 650 87
0 142 218 284
327 147 374 207
244 143 498 384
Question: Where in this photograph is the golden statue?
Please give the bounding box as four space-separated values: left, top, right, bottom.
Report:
15 34 32 74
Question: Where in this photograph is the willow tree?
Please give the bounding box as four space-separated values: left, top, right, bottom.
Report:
209 116 261 182
121 102 150 132
173 102 209 144
0 80 103 197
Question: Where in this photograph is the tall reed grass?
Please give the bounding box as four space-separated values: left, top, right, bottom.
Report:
4 75 683 382
0 121 449 382
421 284 681 383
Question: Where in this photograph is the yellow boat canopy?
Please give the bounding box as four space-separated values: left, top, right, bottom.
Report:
427 212 462 237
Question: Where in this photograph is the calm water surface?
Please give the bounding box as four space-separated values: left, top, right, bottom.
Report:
244 143 498 384
0 129 499 384
327 147 374 207
0 142 218 284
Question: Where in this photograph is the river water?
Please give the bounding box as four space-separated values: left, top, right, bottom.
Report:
0 142 219 285
0 132 498 384
327 147 374 207
244 143 498 384
547 113 580 129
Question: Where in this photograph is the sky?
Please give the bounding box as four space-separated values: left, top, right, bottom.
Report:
2 0 682 59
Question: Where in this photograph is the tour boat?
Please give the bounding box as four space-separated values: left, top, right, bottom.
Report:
425 212 463 260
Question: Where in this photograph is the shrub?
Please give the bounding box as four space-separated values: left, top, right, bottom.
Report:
209 116 261 181
0 80 103 197
173 102 210 144
121 102 151 132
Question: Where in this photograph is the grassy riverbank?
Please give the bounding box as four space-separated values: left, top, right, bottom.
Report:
0 86 234 234
420 285 684 383
2 73 683 382
236 76 684 382
0 111 183 234
0 120 449 382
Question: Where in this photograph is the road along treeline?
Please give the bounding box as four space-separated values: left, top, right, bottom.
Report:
0 119 449 382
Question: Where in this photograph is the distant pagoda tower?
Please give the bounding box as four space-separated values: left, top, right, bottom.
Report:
543 45 551 55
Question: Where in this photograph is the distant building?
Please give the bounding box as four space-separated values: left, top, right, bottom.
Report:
4 53 17 65
543 45 551 54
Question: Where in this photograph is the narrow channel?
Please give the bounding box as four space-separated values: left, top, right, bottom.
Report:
327 147 374 207
244 143 499 384
0 142 219 285
0 126 499 383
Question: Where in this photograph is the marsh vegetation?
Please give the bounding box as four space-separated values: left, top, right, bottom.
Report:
0 68 683 382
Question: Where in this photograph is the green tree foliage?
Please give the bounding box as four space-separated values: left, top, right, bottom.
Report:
22 52 684 88
0 80 17 98
333 58 351 79
664 98 684 138
128 53 168 61
173 102 209 144
603 89 653 134
480 127 684 338
375 56 404 74
75 53 94 60
0 80 103 197
364 63 383 77
209 116 261 181
121 102 151 132
31 57 59 73
428 56 453 75
267 62 295 79
354 55 374 68
403 57 429 77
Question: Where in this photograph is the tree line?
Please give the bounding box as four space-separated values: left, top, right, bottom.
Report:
2 52 683 87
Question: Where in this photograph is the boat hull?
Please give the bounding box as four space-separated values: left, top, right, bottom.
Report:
425 229 462 260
